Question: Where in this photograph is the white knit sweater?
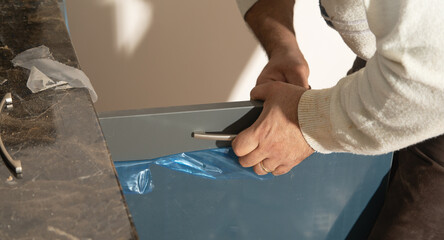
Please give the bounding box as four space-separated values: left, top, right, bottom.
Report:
237 0 444 154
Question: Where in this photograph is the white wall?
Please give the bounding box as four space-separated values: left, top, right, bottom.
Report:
66 0 355 112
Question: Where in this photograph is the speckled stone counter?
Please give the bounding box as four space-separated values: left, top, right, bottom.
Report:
0 1 137 239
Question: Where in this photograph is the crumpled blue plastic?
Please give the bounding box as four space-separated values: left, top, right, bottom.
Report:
114 147 271 194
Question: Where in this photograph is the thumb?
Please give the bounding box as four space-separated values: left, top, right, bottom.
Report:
285 70 310 89
250 83 273 101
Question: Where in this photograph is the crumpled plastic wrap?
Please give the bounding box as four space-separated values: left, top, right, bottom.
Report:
114 147 271 194
11 45 98 102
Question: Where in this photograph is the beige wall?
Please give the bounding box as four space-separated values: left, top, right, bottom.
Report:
66 0 257 112
66 0 355 113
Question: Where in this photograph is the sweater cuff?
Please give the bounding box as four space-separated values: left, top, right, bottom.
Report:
298 89 342 153
236 0 258 17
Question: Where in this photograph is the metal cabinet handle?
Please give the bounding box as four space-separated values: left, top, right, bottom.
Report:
0 93 22 174
192 132 237 141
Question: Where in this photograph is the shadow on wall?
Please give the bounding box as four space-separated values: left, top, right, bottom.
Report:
66 0 258 112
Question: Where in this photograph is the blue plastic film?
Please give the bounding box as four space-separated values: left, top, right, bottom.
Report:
114 147 270 194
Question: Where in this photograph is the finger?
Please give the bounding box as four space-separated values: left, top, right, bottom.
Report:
238 147 266 168
272 165 292 176
253 158 280 175
284 66 310 88
261 158 280 172
250 82 274 101
252 161 270 175
256 77 275 86
232 127 259 157
256 71 275 85
256 72 285 86
232 101 272 158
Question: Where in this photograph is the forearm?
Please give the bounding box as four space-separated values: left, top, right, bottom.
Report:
244 0 300 58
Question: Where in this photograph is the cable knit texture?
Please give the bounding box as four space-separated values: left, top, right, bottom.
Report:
238 0 444 154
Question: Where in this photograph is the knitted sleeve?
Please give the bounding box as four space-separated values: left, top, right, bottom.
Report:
298 0 444 154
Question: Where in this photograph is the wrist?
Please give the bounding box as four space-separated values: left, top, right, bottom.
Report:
268 42 301 59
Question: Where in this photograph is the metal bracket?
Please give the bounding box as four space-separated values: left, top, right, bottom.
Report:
0 93 22 174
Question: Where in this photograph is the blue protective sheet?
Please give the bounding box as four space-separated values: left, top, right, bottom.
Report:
114 147 270 194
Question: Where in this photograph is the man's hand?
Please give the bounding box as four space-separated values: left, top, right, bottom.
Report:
232 81 314 176
236 0 313 176
256 48 310 88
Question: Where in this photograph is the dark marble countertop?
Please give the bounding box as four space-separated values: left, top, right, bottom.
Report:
0 1 137 239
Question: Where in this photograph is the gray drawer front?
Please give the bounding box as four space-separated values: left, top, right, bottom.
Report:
99 101 262 161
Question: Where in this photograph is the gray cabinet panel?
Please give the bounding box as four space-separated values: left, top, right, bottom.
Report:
99 101 392 240
99 101 262 161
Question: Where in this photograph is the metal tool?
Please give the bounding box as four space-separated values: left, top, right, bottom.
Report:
0 93 22 174
192 131 237 141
